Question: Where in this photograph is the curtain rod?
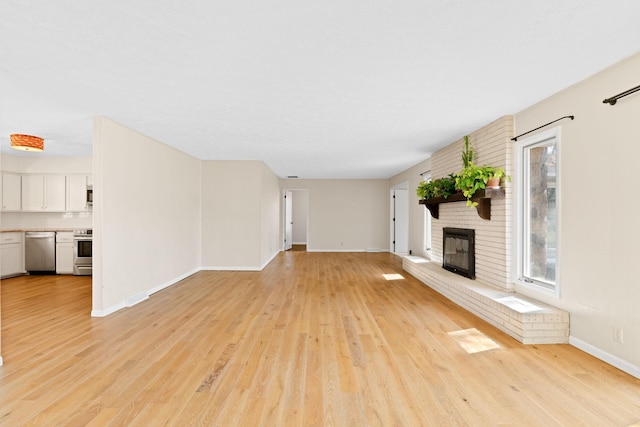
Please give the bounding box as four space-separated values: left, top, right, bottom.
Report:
603 84 640 105
511 115 574 142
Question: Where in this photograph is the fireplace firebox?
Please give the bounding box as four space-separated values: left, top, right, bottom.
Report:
443 228 475 279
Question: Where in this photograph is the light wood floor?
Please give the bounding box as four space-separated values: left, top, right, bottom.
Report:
1 252 639 426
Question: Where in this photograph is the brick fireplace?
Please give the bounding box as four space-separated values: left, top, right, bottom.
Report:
403 115 569 344
430 116 514 291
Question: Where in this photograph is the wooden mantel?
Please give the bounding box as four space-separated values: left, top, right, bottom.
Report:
419 188 505 220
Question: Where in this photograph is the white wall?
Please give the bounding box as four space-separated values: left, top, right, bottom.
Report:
201 160 280 270
2 155 92 174
92 116 202 314
259 162 281 267
514 52 640 375
280 179 390 252
389 158 431 257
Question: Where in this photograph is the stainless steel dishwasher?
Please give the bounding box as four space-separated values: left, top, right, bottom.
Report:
25 231 56 273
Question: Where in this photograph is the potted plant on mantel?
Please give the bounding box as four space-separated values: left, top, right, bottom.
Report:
416 180 436 200
416 135 510 211
416 173 457 200
434 173 457 198
454 163 507 207
455 135 509 207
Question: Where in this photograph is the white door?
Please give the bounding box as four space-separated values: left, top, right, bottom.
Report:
392 187 409 254
284 190 293 250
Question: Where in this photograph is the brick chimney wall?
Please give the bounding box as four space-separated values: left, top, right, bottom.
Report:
429 116 514 290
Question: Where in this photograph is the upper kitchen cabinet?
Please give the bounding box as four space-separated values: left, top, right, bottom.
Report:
1 172 22 211
22 174 67 212
66 175 91 211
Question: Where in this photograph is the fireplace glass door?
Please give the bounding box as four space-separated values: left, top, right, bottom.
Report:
443 228 475 279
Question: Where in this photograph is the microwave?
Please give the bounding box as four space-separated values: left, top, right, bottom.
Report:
87 185 93 206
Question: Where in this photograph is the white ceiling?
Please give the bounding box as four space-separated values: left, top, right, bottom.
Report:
1 1 639 179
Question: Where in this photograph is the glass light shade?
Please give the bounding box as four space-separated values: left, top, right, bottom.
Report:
10 134 44 151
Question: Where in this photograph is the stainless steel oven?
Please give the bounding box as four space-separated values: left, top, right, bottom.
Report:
73 229 92 275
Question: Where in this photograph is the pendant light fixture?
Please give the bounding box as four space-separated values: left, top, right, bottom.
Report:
10 134 44 152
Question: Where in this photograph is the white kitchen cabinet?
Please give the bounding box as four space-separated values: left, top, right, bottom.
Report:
55 232 75 274
66 175 90 211
1 232 25 278
1 172 22 211
22 175 66 212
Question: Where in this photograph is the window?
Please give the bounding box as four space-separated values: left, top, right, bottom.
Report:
422 172 432 257
516 128 559 295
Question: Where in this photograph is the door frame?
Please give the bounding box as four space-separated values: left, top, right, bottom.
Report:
284 190 293 250
390 181 409 255
281 188 310 251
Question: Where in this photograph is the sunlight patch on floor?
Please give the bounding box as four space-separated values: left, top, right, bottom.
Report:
448 328 500 354
382 273 405 281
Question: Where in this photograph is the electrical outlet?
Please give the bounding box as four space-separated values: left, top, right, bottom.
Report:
614 328 624 343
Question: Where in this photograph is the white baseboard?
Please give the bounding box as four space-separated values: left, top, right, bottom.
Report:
570 336 640 379
307 249 363 253
126 292 149 307
200 265 262 271
147 267 201 295
260 250 280 270
0 355 3 366
92 267 201 317
91 302 126 317
307 248 390 253
195 250 281 272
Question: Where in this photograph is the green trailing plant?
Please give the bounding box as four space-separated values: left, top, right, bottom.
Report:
416 134 511 210
455 163 494 207
455 134 511 207
416 173 458 200
455 164 510 207
461 135 474 169
416 180 436 200
487 167 509 186
433 173 457 199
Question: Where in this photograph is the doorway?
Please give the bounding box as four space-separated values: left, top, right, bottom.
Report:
390 183 409 255
283 189 309 251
